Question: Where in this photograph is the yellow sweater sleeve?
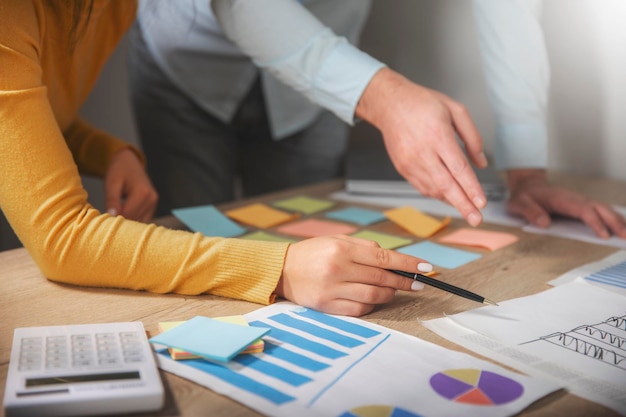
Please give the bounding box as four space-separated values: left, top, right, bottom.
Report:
0 0 287 305
64 117 145 177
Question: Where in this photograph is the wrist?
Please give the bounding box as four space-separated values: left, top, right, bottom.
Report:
355 67 404 127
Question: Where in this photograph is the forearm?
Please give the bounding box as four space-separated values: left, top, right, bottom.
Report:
212 0 385 124
472 0 550 169
64 117 144 177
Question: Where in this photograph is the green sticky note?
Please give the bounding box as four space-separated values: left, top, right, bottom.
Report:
352 230 413 249
272 196 335 215
240 231 297 243
149 316 270 363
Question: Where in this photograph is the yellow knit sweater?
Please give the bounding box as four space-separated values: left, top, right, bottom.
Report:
0 0 286 304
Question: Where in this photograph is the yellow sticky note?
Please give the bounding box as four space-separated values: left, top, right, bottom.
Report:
384 206 450 238
158 315 264 360
226 203 299 228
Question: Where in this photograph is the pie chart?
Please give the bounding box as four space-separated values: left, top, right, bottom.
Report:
430 369 524 405
338 405 423 417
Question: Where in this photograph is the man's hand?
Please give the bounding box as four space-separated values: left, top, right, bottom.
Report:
104 148 158 222
276 235 432 317
506 169 626 239
356 68 488 227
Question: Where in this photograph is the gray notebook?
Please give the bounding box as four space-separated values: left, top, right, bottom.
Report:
345 124 506 201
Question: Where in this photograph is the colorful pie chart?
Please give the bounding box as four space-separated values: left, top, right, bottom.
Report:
338 405 423 417
430 368 524 405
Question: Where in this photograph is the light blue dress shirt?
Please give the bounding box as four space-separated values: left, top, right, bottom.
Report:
138 0 384 140
473 0 550 170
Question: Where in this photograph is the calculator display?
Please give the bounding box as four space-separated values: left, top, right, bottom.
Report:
25 371 141 387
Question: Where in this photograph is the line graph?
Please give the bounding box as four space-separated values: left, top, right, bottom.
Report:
521 314 626 370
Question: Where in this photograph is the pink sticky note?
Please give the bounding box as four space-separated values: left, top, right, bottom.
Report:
438 228 518 251
276 219 357 238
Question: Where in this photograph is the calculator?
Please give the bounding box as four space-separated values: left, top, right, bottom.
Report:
4 322 164 417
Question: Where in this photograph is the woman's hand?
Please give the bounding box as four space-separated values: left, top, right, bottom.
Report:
275 235 432 316
104 148 158 222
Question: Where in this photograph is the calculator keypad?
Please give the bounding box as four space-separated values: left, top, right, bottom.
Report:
17 331 146 373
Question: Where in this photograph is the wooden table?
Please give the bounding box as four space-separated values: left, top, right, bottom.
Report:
1 173 624 417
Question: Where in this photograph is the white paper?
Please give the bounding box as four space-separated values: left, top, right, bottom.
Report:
549 250 626 296
154 302 560 417
331 191 524 227
523 212 626 249
423 279 626 415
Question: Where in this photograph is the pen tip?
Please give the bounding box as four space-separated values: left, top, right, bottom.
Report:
484 298 499 306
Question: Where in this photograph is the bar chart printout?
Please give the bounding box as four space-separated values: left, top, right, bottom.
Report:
153 303 559 417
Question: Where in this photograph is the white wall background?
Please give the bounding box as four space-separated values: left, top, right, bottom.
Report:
79 0 626 211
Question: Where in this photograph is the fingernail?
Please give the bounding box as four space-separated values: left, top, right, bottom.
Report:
411 281 425 291
468 212 481 227
478 152 488 166
107 208 117 216
473 196 486 208
417 262 433 273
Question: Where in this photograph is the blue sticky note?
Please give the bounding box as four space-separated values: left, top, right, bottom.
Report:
398 241 482 269
325 207 386 226
149 316 270 362
172 205 246 237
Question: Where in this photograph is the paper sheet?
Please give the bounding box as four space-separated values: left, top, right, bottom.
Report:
240 231 297 243
398 241 482 269
384 206 450 238
225 203 299 228
272 196 335 215
438 228 518 251
159 316 264 360
331 191 525 227
172 205 247 237
150 316 270 363
422 279 626 414
276 219 358 238
523 215 626 249
154 302 560 417
325 206 386 226
350 230 413 250
549 250 626 297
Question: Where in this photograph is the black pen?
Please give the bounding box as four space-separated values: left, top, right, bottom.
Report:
388 269 499 306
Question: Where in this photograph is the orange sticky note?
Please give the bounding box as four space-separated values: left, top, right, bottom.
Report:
438 228 518 251
158 315 264 360
384 206 450 238
226 203 299 228
276 218 358 238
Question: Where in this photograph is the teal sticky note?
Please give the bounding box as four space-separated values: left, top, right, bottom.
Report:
325 207 386 225
172 205 246 237
149 316 270 362
398 241 482 269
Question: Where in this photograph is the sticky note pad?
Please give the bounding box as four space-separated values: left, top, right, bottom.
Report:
398 241 482 269
351 230 413 249
159 316 264 360
226 203 299 228
384 206 450 237
240 231 297 243
325 207 386 226
276 218 358 238
438 228 519 251
172 205 246 237
272 196 335 215
150 316 270 363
